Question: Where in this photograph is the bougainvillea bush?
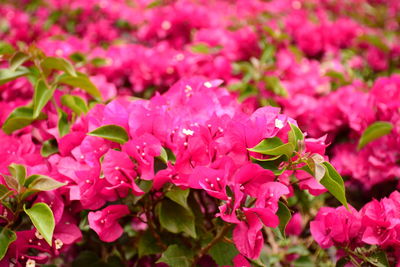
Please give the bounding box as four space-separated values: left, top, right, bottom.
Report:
0 0 400 266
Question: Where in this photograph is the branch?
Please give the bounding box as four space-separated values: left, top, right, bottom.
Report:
191 223 232 267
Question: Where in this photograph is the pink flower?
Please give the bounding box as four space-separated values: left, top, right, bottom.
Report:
88 205 130 242
311 206 362 249
232 209 264 259
122 133 162 180
232 254 250 267
102 149 144 196
286 212 303 236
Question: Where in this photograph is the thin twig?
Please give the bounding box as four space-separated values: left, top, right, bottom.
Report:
191 223 232 267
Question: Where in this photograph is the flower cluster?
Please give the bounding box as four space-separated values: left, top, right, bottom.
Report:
312 191 400 264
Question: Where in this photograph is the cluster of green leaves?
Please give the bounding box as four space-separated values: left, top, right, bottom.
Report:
250 123 348 212
230 42 288 103
0 163 65 260
0 42 101 136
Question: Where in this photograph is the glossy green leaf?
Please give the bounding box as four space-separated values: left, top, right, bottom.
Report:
2 106 34 134
58 72 101 100
41 57 76 77
27 175 66 191
23 174 41 188
57 108 70 137
8 163 26 186
33 80 55 118
2 175 18 191
0 67 30 86
9 52 29 71
320 162 348 209
157 147 169 164
41 138 59 157
156 244 193 267
358 121 393 150
88 125 129 144
288 123 304 150
249 137 283 153
165 187 190 211
157 199 196 238
369 250 390 267
276 201 292 238
24 203 55 246
209 241 238 266
0 227 17 260
61 94 88 115
249 137 294 158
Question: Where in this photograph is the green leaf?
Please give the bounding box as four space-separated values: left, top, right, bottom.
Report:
276 201 292 238
157 199 196 238
41 138 59 157
57 108 70 137
156 244 193 267
320 162 348 209
264 76 288 97
61 94 88 115
2 106 35 134
58 72 101 100
288 123 304 150
336 257 349 267
69 52 86 63
293 256 315 267
190 43 211 54
0 67 30 86
0 226 17 260
165 187 190 211
369 250 390 267
9 52 30 71
24 203 55 246
33 80 55 118
0 42 15 55
26 175 66 191
157 147 169 164
2 175 18 191
249 137 294 158
146 0 164 9
286 245 310 256
0 184 13 201
138 230 162 257
88 125 129 144
41 57 77 77
358 121 393 150
23 174 41 188
209 241 238 266
90 57 108 67
358 35 389 52
306 154 326 182
8 163 26 187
